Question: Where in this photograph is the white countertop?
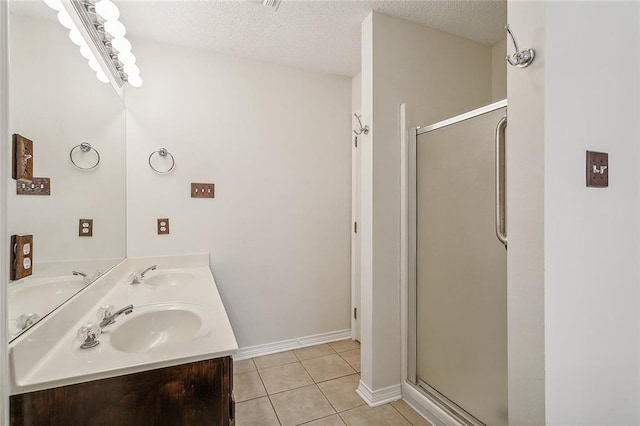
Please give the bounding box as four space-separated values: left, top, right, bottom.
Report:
9 254 238 394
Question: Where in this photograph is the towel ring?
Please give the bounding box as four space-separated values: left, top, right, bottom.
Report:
148 148 175 174
70 142 100 171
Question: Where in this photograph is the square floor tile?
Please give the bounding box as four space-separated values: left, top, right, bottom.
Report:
391 400 433 426
234 371 267 402
340 404 412 426
259 361 313 394
294 344 336 361
253 351 298 369
303 414 346 425
329 340 360 353
236 396 279 426
338 349 360 373
317 374 364 412
302 354 356 383
234 358 257 375
270 384 335 426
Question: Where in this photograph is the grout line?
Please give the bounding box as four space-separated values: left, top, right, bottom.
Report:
389 401 419 426
256 366 282 426
296 412 344 425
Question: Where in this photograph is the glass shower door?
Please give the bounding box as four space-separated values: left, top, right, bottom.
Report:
413 106 507 425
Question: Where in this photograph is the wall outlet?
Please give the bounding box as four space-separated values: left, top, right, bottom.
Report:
12 134 33 181
16 177 51 196
79 219 93 237
10 234 33 281
191 183 215 198
586 151 608 187
157 218 170 235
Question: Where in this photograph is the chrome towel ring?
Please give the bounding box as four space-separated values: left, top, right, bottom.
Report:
148 148 175 174
70 142 101 171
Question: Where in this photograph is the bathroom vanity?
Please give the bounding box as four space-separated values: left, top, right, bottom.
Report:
8 254 238 426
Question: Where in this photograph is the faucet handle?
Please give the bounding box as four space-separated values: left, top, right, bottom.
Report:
16 313 40 331
77 322 101 349
96 305 115 320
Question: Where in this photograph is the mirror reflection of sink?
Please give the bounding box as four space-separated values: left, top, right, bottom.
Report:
8 275 88 338
9 275 87 319
109 304 206 353
142 270 195 287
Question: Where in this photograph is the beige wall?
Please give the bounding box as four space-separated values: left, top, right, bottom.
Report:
506 2 546 423
360 11 493 392
492 38 507 101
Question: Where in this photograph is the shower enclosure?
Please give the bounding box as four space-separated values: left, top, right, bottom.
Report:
408 100 508 425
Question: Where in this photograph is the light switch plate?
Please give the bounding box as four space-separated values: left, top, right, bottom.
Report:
157 218 170 235
16 177 51 195
586 151 608 187
79 219 93 237
12 134 33 181
191 183 215 198
10 234 33 281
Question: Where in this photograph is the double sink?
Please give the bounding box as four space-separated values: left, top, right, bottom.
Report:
9 254 238 394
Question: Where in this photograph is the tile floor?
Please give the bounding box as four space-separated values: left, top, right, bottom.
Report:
234 340 432 426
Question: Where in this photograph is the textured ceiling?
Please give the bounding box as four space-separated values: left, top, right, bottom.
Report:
11 0 507 77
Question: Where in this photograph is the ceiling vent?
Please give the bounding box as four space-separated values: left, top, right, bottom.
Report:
262 0 281 11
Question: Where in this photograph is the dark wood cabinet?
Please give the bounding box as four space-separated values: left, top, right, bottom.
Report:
10 356 234 426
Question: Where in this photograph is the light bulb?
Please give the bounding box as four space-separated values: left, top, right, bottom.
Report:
110 37 131 53
118 51 136 66
123 63 139 77
104 20 126 38
95 0 119 21
44 0 64 11
88 58 100 72
57 10 76 30
69 28 85 46
96 70 109 83
80 45 95 60
127 74 142 88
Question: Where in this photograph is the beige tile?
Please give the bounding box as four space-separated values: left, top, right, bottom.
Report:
391 400 433 426
270 385 335 426
340 404 412 426
235 396 279 426
302 354 356 383
234 358 256 375
253 350 298 369
294 344 336 361
338 349 360 373
317 374 364 412
302 414 346 425
259 361 314 394
234 371 267 402
329 340 360 353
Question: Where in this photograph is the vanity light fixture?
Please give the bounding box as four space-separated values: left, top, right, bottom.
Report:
42 0 143 87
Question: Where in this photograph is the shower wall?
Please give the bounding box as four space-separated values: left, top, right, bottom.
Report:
359 11 495 393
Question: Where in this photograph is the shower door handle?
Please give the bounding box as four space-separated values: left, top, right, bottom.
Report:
495 116 507 247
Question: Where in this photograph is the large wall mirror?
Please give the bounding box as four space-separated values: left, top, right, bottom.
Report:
7 0 126 341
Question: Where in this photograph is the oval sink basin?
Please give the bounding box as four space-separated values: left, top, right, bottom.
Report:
109 305 204 353
143 271 195 287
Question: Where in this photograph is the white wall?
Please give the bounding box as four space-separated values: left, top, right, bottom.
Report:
361 11 492 391
125 38 352 348
506 2 546 423
8 14 126 264
544 2 640 423
0 0 9 421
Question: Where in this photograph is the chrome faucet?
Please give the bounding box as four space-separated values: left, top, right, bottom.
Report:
98 304 133 328
72 271 88 277
130 264 157 284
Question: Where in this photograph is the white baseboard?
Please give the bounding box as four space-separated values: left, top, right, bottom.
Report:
401 382 464 426
356 380 402 407
234 329 351 361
